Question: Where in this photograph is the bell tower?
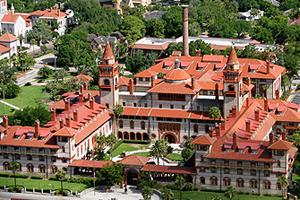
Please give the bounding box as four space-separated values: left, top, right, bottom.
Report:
98 41 119 109
223 47 243 117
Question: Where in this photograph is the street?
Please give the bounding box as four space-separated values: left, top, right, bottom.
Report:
16 53 56 86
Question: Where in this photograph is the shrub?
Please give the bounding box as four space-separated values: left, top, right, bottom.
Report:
24 82 32 86
11 173 29 179
31 175 43 179
0 172 12 177
4 83 20 98
69 176 94 187
38 66 53 79
49 176 58 181
123 140 150 144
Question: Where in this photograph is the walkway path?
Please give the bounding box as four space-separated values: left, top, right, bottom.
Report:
0 100 21 110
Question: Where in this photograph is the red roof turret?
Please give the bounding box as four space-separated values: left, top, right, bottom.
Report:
227 46 239 65
102 41 114 61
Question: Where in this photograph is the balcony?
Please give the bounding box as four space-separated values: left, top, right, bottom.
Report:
0 149 57 156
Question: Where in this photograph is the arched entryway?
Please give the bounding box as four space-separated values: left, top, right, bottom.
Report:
163 132 177 143
126 169 139 185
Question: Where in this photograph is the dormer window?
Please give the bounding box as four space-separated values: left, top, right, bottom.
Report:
273 150 284 156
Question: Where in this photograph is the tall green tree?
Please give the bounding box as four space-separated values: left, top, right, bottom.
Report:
278 176 288 200
125 50 157 73
145 18 165 38
209 107 222 120
181 138 195 162
150 140 168 164
96 164 123 189
121 15 146 44
10 161 20 188
27 21 53 46
55 170 66 194
175 175 186 200
0 58 19 99
162 6 183 38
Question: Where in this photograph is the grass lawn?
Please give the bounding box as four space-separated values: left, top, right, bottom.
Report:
172 190 281 200
0 177 88 192
167 153 183 162
0 103 14 115
111 143 149 157
0 86 48 115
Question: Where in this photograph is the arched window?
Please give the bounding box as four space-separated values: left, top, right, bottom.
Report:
51 165 57 174
228 85 235 91
200 177 205 184
119 120 123 128
141 121 145 130
250 179 257 188
124 132 129 140
104 79 110 86
210 176 218 186
264 180 271 189
136 132 142 140
3 162 9 171
193 124 198 133
39 164 46 173
223 177 231 186
130 120 134 129
27 163 34 173
236 178 244 187
143 133 149 140
130 132 135 140
118 131 123 139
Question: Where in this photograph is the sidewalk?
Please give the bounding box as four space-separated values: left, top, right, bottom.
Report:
0 100 21 110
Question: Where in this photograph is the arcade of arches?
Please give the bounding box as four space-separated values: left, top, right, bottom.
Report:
118 132 149 141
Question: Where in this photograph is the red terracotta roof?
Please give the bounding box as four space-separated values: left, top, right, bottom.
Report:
69 159 112 168
75 73 93 82
227 47 239 65
0 32 17 42
165 68 191 81
31 8 66 19
148 81 194 94
103 42 114 60
2 11 20 23
0 44 10 54
192 135 216 145
119 155 150 166
131 43 170 51
142 164 196 175
268 140 293 150
52 127 76 137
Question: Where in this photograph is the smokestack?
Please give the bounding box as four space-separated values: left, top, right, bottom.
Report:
246 120 251 132
50 108 56 121
182 5 189 56
34 120 40 138
3 115 8 134
232 132 237 150
255 109 260 121
269 132 274 145
59 118 64 129
64 98 70 111
266 60 270 74
66 115 71 127
89 97 95 110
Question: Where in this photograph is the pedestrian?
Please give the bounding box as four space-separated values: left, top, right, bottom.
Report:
124 184 127 193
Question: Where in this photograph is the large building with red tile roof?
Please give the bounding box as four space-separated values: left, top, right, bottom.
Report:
0 83 113 176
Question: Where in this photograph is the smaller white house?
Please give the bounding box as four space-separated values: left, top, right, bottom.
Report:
0 32 17 59
239 9 264 21
1 10 28 38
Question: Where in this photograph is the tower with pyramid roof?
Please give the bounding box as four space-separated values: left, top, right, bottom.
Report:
223 47 243 117
98 41 119 109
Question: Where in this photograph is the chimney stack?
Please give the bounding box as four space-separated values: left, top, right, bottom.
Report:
64 98 70 111
128 79 134 95
215 83 219 100
34 120 40 138
246 120 251 132
232 132 237 150
3 115 8 134
50 108 56 121
66 115 71 127
89 97 95 110
83 82 88 91
191 77 194 90
79 92 84 104
80 85 84 94
59 118 64 129
255 109 260 121
264 98 268 111
73 109 78 122
182 5 189 56
215 125 220 137
281 132 286 140
269 132 274 145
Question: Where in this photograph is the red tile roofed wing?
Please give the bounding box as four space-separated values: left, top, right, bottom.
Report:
192 135 216 145
0 32 17 42
53 127 76 137
165 68 191 81
2 12 19 23
119 76 130 86
141 164 196 175
202 55 224 63
268 140 293 150
69 159 112 168
74 111 111 144
0 44 10 54
119 155 150 166
135 70 157 78
148 81 194 95
227 47 239 65
131 43 170 51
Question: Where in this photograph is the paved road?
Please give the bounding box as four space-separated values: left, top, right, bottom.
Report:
17 53 56 86
0 100 21 110
0 191 80 200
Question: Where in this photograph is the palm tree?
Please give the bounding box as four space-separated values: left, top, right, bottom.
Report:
10 162 20 188
30 39 37 53
224 186 236 200
162 188 174 200
150 140 168 164
113 104 124 137
106 134 117 158
142 186 153 200
94 135 107 160
278 176 288 200
175 175 186 200
18 34 24 52
55 170 66 194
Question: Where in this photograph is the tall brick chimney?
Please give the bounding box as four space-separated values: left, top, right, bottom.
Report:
232 132 237 150
182 5 189 56
281 132 286 140
3 115 8 134
79 92 84 104
215 83 219 100
128 79 134 95
34 120 40 138
264 98 268 111
59 118 64 129
50 108 56 121
215 125 220 136
89 97 95 110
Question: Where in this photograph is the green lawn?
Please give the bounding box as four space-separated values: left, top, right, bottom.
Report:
0 177 88 192
167 153 183 162
0 103 14 115
111 143 149 157
172 190 281 200
0 86 48 115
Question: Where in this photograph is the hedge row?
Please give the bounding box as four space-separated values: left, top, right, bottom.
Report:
123 139 150 144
